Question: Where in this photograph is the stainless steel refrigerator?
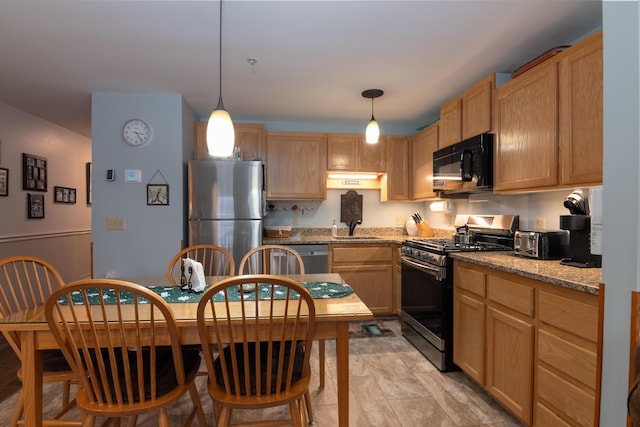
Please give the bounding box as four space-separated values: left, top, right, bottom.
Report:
188 160 264 266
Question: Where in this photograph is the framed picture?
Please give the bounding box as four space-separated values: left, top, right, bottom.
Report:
147 184 169 205
54 186 77 204
85 162 92 205
0 167 7 197
27 193 45 218
22 153 47 192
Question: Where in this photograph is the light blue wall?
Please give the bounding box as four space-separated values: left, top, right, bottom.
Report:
91 93 195 278
600 2 640 425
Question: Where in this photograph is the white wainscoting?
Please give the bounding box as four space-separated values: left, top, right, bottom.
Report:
0 230 92 282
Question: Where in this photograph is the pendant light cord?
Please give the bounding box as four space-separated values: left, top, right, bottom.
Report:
370 97 375 120
217 0 224 109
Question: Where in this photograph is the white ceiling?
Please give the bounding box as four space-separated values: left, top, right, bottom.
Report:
0 0 602 138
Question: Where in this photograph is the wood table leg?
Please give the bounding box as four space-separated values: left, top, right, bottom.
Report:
22 331 43 427
336 321 349 427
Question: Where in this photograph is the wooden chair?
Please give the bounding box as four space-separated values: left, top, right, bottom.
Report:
238 244 324 421
166 244 235 285
196 274 316 427
44 279 207 427
0 255 79 427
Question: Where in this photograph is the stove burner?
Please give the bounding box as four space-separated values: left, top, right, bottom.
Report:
403 238 512 253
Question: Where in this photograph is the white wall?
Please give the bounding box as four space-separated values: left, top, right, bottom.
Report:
0 103 91 237
91 93 196 278
600 2 640 425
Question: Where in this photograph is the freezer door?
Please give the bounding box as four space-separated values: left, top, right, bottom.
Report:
188 160 263 220
189 219 263 268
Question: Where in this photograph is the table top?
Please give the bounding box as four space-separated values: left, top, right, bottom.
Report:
0 273 373 330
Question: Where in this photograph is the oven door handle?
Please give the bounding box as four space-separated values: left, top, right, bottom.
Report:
401 255 444 280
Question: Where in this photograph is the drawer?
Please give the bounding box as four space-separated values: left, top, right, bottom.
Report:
538 328 597 389
454 265 486 297
537 365 595 427
487 275 534 317
535 402 571 427
331 246 392 263
539 290 598 342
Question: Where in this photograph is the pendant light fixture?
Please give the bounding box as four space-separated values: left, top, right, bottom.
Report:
206 0 235 157
362 89 383 144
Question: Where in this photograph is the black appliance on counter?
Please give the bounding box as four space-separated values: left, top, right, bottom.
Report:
433 133 494 195
400 214 518 371
559 189 602 268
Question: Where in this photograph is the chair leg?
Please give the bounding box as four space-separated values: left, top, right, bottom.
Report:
303 390 314 424
217 407 232 427
9 390 23 427
318 339 325 389
158 408 170 427
82 414 95 427
188 383 207 427
288 400 303 427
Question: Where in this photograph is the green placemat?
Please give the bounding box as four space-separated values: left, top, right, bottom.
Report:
58 281 353 305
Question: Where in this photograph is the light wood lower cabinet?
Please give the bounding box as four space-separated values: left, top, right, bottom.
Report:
453 260 600 427
329 244 393 315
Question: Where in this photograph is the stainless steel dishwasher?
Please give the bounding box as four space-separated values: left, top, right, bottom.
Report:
285 244 329 273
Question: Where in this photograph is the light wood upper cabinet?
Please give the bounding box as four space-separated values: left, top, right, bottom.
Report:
265 132 327 200
439 98 462 149
193 122 265 161
411 121 439 200
382 135 411 201
440 74 505 149
327 133 385 172
494 60 559 191
494 30 603 193
559 30 603 186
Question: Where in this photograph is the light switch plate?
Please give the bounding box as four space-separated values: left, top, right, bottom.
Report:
124 169 141 183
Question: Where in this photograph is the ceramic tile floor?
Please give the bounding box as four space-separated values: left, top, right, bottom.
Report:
0 319 524 426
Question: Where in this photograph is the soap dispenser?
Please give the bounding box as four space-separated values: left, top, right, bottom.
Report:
331 219 338 237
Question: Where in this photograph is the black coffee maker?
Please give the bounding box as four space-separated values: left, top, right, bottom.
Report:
559 189 602 268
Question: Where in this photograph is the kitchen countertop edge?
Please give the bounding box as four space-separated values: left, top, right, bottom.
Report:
263 235 408 245
449 252 601 295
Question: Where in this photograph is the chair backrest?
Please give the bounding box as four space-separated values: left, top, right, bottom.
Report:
197 274 316 399
44 279 188 407
166 244 235 285
238 244 305 276
0 255 65 356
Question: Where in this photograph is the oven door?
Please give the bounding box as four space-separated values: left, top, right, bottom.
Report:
400 255 454 371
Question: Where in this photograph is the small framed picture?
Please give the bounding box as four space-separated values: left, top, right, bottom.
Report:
54 186 77 204
147 184 169 205
22 153 47 192
27 193 45 218
0 167 8 197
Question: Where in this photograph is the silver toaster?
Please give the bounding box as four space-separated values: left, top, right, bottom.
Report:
513 230 570 260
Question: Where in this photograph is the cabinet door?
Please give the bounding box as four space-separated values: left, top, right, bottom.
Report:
384 135 410 201
486 306 534 425
411 122 439 200
194 122 264 161
462 74 494 139
266 132 327 200
327 134 357 170
559 30 603 186
439 97 462 149
358 136 386 171
494 60 559 191
332 264 393 314
453 291 486 384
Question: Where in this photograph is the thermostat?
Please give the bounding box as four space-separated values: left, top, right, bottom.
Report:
124 169 141 183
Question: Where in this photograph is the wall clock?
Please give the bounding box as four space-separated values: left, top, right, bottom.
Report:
122 119 152 147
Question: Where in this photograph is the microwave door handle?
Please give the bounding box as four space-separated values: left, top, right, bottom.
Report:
461 150 473 181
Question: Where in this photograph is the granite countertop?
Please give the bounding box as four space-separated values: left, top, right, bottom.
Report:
449 251 601 295
262 226 453 245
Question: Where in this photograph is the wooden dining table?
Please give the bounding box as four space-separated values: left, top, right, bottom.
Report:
0 273 373 427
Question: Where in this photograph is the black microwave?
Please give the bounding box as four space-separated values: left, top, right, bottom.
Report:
433 133 493 195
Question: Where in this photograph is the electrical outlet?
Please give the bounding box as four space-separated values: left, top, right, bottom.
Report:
536 217 546 229
106 216 126 230
395 216 406 225
292 213 300 226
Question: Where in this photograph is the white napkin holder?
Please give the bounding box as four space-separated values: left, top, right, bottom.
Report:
181 258 206 292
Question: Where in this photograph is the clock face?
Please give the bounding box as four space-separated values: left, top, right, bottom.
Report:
123 119 152 146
